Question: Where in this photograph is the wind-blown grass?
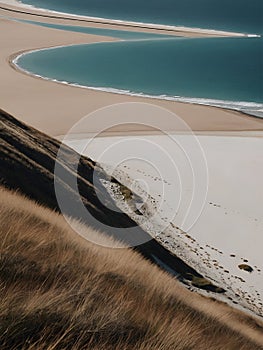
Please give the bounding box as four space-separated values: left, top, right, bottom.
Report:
0 107 228 291
1 187 263 349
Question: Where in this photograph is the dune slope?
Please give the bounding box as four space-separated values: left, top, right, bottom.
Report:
1 187 263 349
0 108 223 290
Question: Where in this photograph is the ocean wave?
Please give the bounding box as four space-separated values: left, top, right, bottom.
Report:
12 52 263 119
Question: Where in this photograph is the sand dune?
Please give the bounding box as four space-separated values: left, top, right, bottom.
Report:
0 108 223 292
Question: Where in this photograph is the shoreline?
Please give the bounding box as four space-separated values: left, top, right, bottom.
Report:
1 6 263 136
0 0 258 37
12 44 263 121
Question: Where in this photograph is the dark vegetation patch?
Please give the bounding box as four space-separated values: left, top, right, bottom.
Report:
0 109 225 292
1 110 263 348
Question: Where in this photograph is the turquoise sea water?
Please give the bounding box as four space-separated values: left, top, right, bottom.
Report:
20 0 263 35
19 19 174 40
13 1 263 117
17 36 263 117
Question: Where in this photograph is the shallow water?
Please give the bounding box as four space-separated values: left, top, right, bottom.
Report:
19 19 175 40
20 0 263 35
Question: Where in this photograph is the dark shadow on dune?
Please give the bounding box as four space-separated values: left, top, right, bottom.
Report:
0 108 225 293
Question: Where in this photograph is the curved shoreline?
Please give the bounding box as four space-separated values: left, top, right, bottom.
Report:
1 9 263 136
2 1 262 121
12 43 263 120
0 1 258 37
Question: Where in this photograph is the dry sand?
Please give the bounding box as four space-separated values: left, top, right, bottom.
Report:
0 3 263 137
66 132 263 315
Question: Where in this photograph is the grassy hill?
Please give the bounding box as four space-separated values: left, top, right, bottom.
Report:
0 108 223 291
1 187 263 349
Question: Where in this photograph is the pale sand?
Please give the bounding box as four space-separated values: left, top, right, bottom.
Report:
0 6 263 137
66 133 263 315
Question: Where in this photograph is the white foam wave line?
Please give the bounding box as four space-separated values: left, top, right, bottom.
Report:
12 51 263 119
247 34 261 38
2 0 260 37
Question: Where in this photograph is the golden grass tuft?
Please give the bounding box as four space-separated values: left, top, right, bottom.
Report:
0 187 263 349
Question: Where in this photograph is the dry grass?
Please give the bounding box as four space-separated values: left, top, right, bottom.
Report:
0 107 231 292
1 187 263 350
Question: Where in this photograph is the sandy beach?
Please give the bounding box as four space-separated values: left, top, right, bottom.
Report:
0 1 263 136
65 132 263 315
